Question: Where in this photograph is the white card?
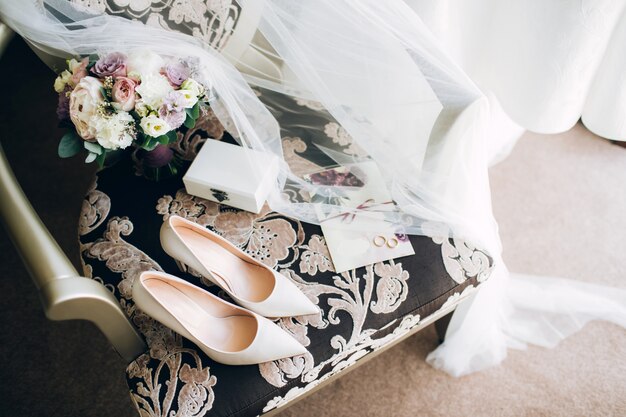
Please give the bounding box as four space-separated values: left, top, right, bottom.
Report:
304 161 414 273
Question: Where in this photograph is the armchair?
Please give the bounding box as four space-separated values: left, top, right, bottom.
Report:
0 7 490 416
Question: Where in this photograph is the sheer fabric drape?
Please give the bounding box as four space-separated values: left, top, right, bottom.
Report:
0 0 624 377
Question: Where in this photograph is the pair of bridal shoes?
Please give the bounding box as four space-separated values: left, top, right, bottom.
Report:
133 215 318 365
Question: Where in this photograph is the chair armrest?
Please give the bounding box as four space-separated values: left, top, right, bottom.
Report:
0 24 146 361
0 141 146 362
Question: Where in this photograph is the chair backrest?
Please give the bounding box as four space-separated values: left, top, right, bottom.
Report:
56 0 283 80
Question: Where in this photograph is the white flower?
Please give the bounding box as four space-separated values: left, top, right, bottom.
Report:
134 99 151 117
127 71 141 82
170 89 198 109
135 73 174 109
180 78 205 97
93 111 135 150
140 115 172 137
69 76 104 140
54 70 72 93
126 49 165 77
67 58 82 73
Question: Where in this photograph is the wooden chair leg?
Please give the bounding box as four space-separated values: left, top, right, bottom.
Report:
435 311 454 343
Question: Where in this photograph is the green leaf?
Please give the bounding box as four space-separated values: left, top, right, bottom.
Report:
136 132 149 148
183 113 196 129
99 86 108 99
58 131 82 158
186 102 200 120
156 134 170 145
87 54 98 70
166 130 178 143
85 152 97 163
96 151 107 169
142 136 159 151
84 141 103 155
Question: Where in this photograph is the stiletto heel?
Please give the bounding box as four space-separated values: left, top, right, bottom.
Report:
160 215 319 318
174 259 188 273
133 271 307 365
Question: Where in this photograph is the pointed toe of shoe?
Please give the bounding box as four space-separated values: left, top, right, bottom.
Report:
276 273 319 317
247 272 319 318
251 317 307 363
287 288 319 316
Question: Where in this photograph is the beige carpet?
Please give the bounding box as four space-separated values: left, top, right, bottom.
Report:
0 38 625 417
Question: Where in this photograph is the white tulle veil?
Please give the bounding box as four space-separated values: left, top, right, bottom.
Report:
1 0 624 377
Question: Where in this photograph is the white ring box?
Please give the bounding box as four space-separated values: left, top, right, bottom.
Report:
183 139 279 214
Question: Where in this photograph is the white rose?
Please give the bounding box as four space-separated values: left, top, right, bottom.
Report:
135 73 174 109
126 50 165 77
93 112 135 150
54 70 72 93
69 76 104 140
180 78 205 97
140 115 172 137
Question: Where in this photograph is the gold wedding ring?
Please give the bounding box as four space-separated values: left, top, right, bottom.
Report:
386 237 399 248
373 235 399 248
373 235 387 247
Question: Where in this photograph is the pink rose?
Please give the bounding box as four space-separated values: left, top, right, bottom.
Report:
69 57 89 86
69 76 104 141
112 77 137 111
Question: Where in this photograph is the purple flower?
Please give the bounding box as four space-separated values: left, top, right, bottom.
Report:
142 144 174 168
394 232 409 242
156 90 187 129
162 90 186 112
308 169 364 187
162 61 190 87
159 105 186 130
56 87 71 122
91 52 127 78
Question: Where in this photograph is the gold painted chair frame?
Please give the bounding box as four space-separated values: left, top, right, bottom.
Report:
0 23 146 362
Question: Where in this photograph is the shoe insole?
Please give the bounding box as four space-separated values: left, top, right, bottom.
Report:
178 227 274 302
146 278 257 352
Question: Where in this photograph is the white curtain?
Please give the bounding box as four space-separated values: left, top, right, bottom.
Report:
407 0 626 161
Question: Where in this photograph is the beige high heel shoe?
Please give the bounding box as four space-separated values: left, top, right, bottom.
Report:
132 271 307 365
160 215 318 318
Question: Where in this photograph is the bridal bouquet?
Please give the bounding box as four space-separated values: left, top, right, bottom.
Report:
54 51 209 169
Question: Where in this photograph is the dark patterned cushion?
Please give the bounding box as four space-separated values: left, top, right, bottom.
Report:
67 0 241 52
78 89 492 417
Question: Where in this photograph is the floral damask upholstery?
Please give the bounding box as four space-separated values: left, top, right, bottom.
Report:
67 0 241 51
77 88 492 417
